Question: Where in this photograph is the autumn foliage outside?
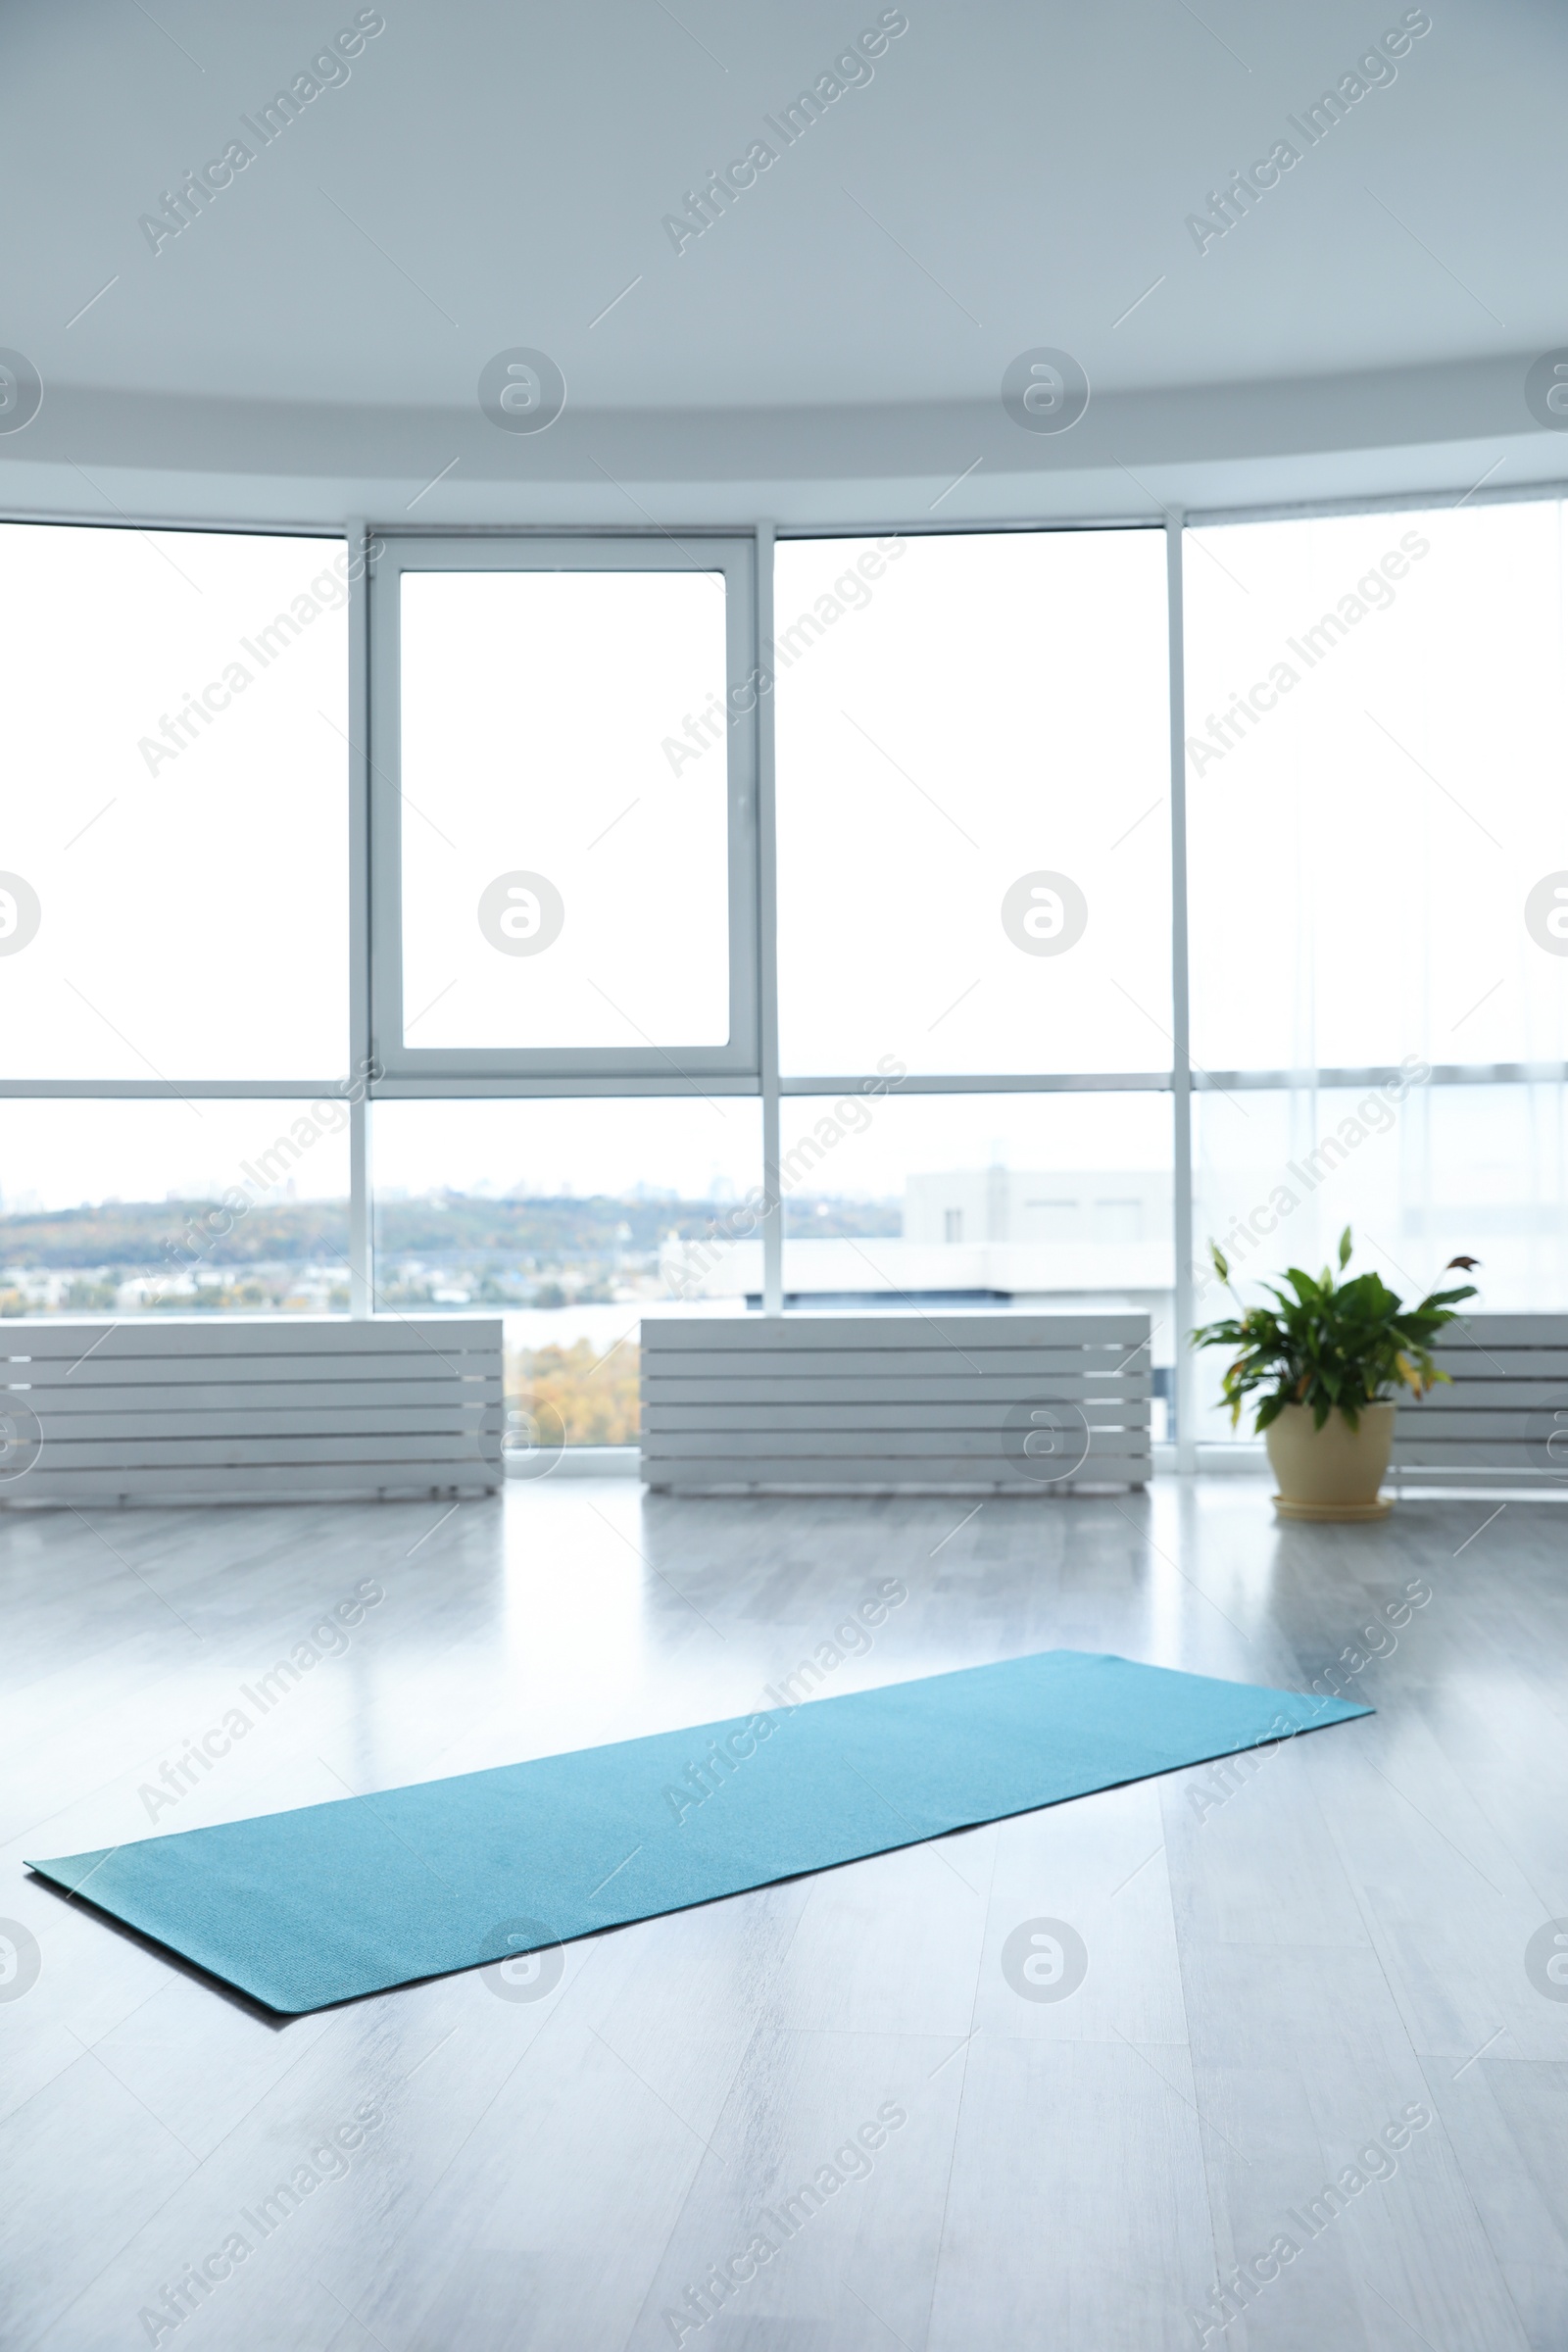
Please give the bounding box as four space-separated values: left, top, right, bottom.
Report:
509 1339 641 1447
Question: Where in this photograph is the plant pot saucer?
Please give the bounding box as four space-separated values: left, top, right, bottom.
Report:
1272 1494 1394 1523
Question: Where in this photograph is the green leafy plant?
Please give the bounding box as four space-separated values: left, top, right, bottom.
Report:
1192 1227 1479 1434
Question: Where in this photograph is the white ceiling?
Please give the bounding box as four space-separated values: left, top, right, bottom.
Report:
3 0 1566 520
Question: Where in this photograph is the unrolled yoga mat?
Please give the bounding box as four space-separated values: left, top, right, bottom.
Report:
28 1650 1369 2013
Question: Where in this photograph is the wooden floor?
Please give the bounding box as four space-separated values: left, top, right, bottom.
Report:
2 1478 1565 2351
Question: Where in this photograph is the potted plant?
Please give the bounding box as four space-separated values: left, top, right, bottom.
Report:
1192 1228 1478 1520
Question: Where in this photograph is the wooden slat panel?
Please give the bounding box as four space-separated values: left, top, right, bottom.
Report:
643 1457 1148 1488
0 1316 499 1359
639 1346 1150 1374
1392 1458 1560 1477
1392 1319 1568 1462
1390 1412 1566 1442
1380 1314 1568 1476
2 1318 505 1503
1392 1444 1561 1470
640 1431 1152 1456
7 1462 501 1499
643 1429 1150 1463
1429 1364 1568 1392
17 1378 504 1414
636 1348 1148 1383
1414 1382 1568 1411
24 1434 501 1468
638 1312 1152 1493
1436 1314 1568 1347
640 1313 1149 1351
643 1400 1152 1434
10 1359 500 1395
26 1407 503 1442
640 1375 1152 1406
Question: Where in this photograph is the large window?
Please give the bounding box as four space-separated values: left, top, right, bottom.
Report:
369 538 758 1081
0 1101 350 1316
370 1098 760 1446
1184 495 1568 1442
0 523 350 1083
774 1091 1175 1439
774 529 1171 1077
1184 500 1568 1078
6 501 1566 1457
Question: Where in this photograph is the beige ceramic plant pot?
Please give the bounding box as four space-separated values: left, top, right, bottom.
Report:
1264 1399 1396 1522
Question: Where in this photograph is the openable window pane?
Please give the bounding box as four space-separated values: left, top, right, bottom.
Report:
1191 1078 1568 1442
397 570 731 1054
1185 499 1568 1075
0 523 349 1080
0 1100 350 1314
775 530 1171 1076
369 1097 761 1446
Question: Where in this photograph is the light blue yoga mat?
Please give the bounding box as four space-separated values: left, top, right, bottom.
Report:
27 1650 1368 2013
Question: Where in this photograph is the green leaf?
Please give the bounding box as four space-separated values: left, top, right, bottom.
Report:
1193 1236 1478 1426
1209 1239 1230 1284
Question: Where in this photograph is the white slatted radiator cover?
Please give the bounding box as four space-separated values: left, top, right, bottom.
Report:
1392 1313 1568 1490
640 1312 1152 1493
0 1317 504 1504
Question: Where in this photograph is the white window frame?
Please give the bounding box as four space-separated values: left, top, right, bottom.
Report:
7 488 1568 1458
366 532 761 1092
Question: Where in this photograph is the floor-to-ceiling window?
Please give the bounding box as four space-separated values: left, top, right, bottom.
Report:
366 535 760 1447
770 525 1175 1430
0 522 352 1315
1183 495 1568 1442
5 496 1564 1453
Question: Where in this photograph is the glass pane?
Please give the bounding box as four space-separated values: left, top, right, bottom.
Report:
0 523 349 1080
398 570 731 1052
0 1100 350 1314
1192 1077 1568 1443
731 1090 1174 1438
1185 498 1568 1074
775 530 1170 1076
370 1097 761 1446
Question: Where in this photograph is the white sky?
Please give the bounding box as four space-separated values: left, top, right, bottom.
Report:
0 523 348 1082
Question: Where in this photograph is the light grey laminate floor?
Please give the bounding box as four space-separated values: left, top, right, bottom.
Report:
1 1477 1564 2350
